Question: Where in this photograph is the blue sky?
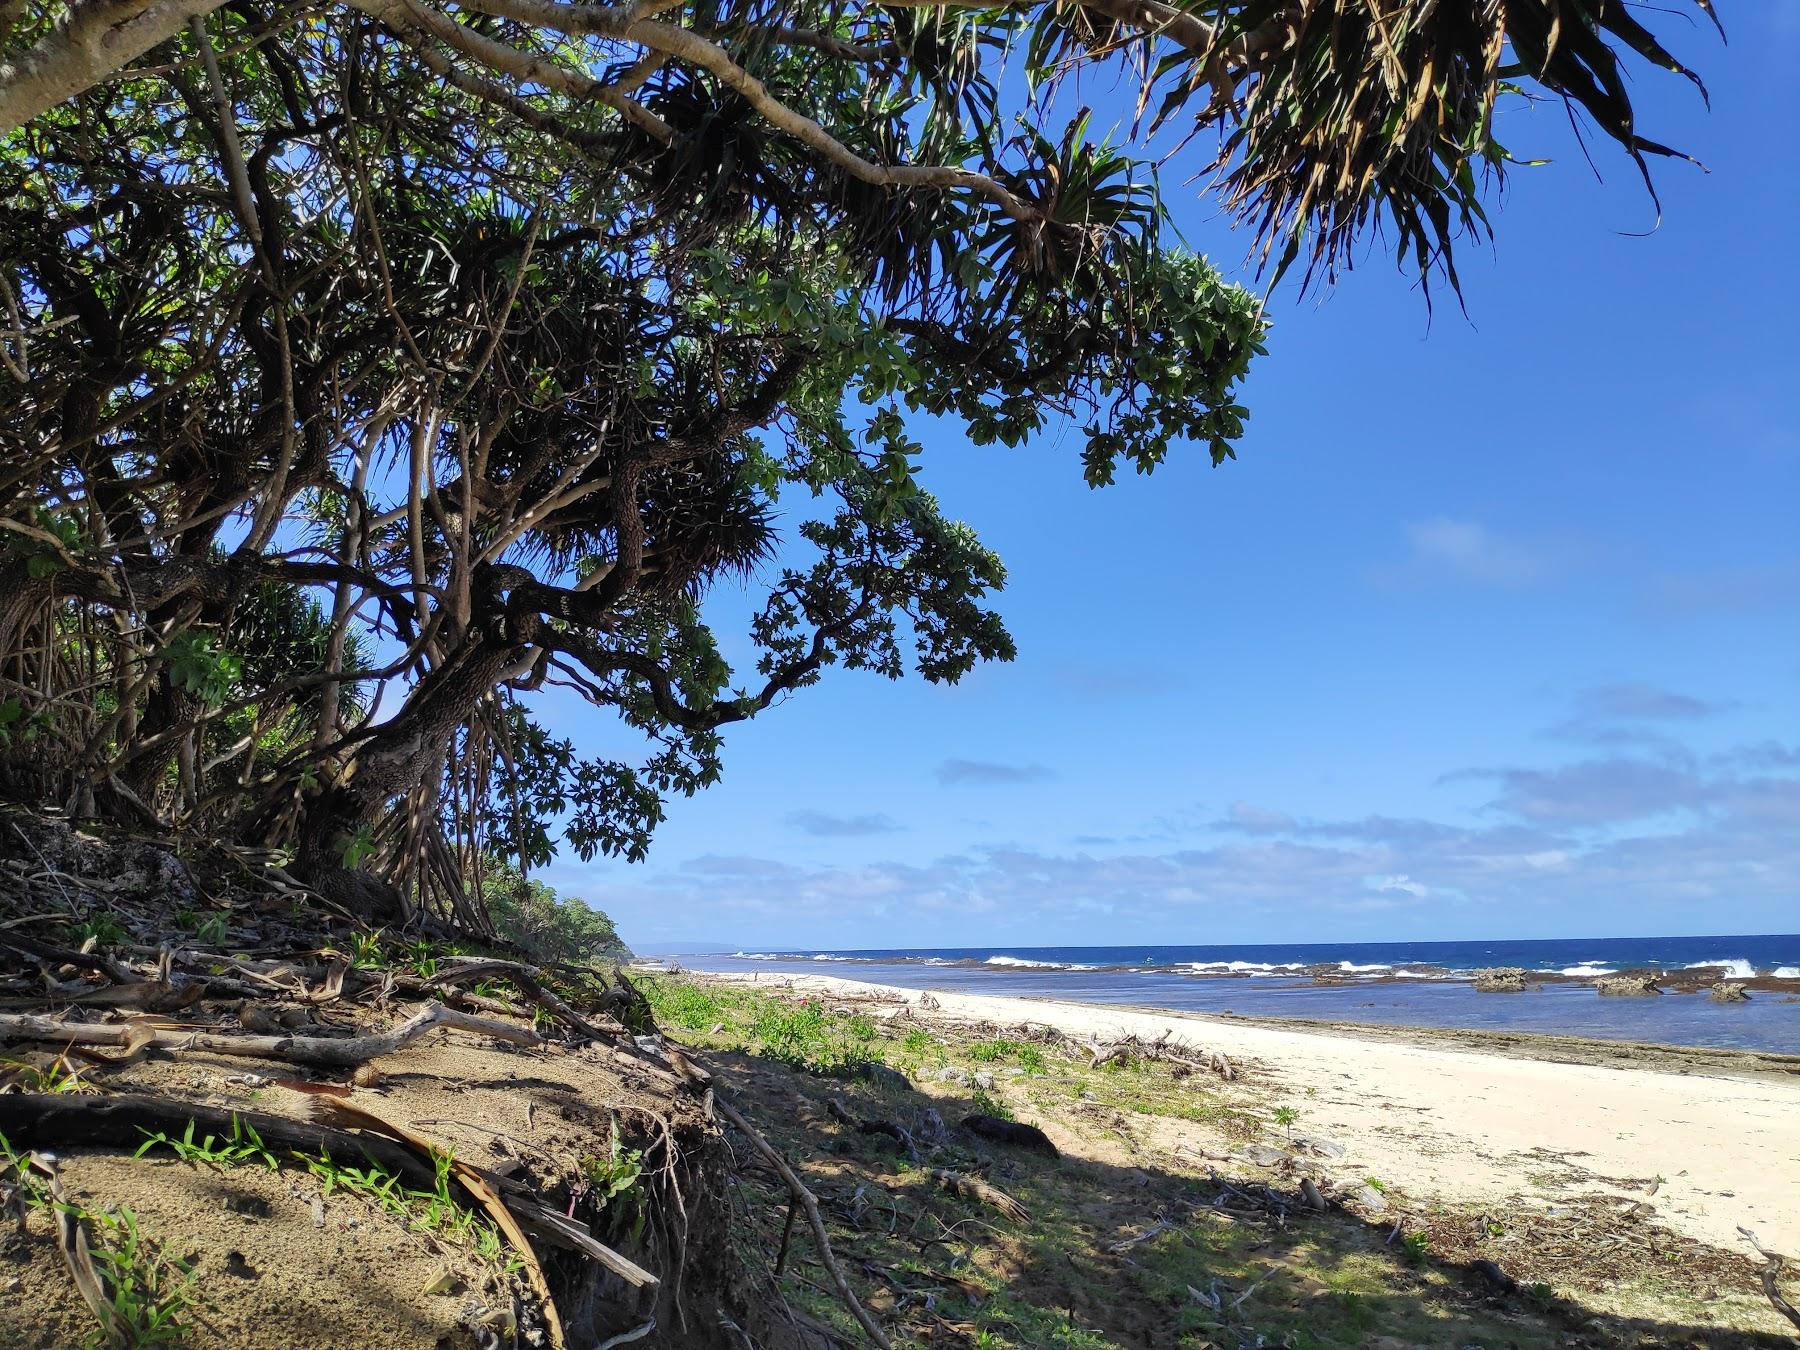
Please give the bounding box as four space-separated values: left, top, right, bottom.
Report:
544 9 1799 951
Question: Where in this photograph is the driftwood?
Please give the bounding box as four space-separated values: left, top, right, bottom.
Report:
0 1092 455 1193
1739 1227 1800 1331
0 1001 545 1068
924 1168 1029 1223
1089 1031 1234 1081
714 1093 892 1350
0 931 140 983
1107 1219 1175 1253
826 1098 920 1162
514 1200 661 1288
425 957 624 1042
959 1113 1058 1159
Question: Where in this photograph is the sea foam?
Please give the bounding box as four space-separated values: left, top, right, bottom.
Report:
1685 958 1758 979
1186 960 1307 975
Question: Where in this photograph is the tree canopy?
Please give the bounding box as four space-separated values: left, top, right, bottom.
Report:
0 0 1715 928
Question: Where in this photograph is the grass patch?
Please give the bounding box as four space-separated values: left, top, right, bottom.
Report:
304 1149 519 1269
135 1114 279 1171
639 977 890 1077
2 1133 197 1347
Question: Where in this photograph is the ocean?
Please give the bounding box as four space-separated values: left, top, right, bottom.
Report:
672 934 1800 1053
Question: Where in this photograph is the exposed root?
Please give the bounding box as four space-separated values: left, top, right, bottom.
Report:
713 1092 893 1350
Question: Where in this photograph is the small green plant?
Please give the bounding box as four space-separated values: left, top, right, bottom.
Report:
4 1056 93 1095
0 1141 196 1350
1015 1044 1047 1075
579 1136 644 1208
0 1131 47 1204
79 1205 197 1347
1272 1105 1301 1139
339 824 377 869
72 913 128 946
968 1038 1019 1063
1363 1176 1387 1194
1525 1280 1554 1306
347 929 387 969
304 1149 517 1269
1401 1230 1431 1266
136 1115 279 1171
175 909 229 945
399 938 440 979
900 1028 936 1056
971 1087 1014 1120
471 977 519 1005
1335 1289 1376 1329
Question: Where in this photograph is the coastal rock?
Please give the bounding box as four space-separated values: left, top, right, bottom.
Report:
1709 982 1750 1003
961 1114 1059 1158
1240 1143 1290 1168
1293 1135 1347 1160
1347 1182 1389 1214
1472 967 1528 992
1597 975 1662 997
972 1071 996 1090
933 1066 974 1087
861 1062 913 1092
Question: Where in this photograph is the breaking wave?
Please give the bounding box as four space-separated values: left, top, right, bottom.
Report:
1185 960 1307 975
1685 959 1758 980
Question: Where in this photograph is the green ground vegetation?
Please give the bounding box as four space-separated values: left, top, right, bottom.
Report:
640 973 1794 1349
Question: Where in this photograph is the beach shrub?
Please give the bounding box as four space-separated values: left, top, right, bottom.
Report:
479 859 628 967
749 1000 883 1077
968 1038 1020 1063
646 981 727 1032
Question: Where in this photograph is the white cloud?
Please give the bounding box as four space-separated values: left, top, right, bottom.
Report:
1403 517 1553 587
1371 874 1429 898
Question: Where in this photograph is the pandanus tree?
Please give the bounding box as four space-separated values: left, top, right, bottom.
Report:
0 0 1714 925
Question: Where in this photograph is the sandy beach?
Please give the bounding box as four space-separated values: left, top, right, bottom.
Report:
714 969 1800 1259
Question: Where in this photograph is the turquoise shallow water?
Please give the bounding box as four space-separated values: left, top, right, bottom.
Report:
673 935 1800 1053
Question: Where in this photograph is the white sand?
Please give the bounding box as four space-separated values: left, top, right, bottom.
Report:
724 972 1800 1256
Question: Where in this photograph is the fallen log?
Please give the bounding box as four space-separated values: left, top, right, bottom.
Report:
826 1098 920 1162
0 1002 544 1068
0 1092 449 1193
924 1168 1029 1223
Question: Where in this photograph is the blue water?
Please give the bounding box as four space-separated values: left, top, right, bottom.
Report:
672 935 1800 1053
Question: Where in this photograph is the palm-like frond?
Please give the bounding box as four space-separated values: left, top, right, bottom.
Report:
1156 0 1717 291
